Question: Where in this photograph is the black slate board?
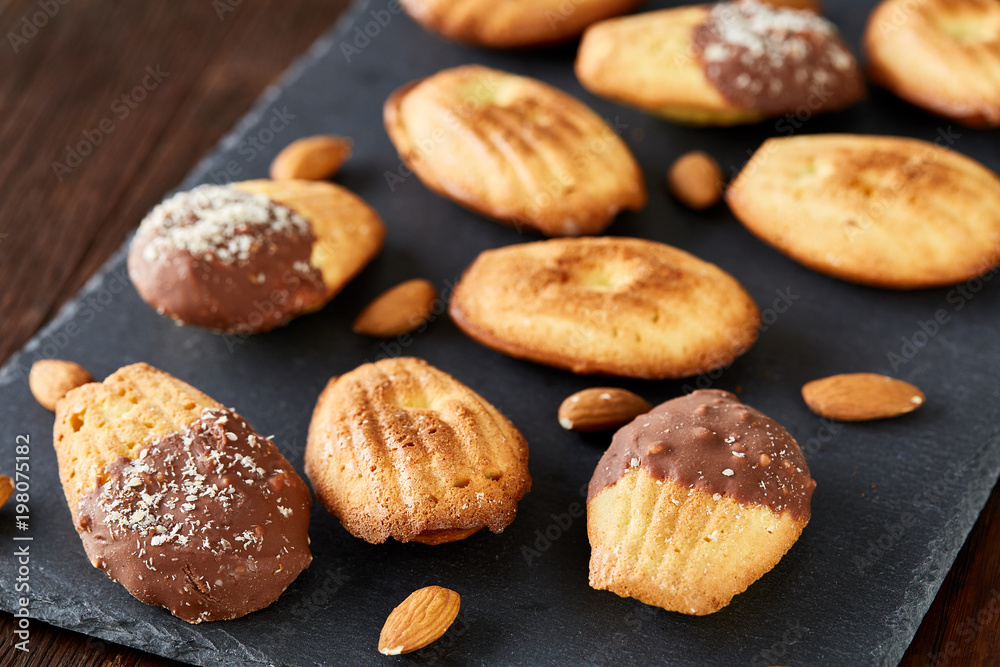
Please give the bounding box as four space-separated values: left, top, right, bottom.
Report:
2 1 999 665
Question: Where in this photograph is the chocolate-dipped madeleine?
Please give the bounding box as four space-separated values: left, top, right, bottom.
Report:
128 181 385 334
576 1 864 125
587 389 816 615
51 362 312 623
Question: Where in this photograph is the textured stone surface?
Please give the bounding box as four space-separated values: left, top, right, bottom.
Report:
1 0 998 664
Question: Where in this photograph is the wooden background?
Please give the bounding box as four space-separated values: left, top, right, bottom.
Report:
0 1 996 665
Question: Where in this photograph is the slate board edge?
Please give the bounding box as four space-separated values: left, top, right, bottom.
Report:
0 4 372 667
0 0 369 392
0 0 997 664
876 430 1000 665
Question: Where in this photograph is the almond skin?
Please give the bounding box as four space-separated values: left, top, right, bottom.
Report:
667 151 723 210
802 373 925 422
559 387 652 433
353 279 437 338
0 475 12 508
378 586 461 656
269 135 353 181
29 359 94 411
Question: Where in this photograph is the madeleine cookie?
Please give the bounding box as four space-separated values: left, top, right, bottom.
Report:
384 65 646 236
449 238 760 379
588 389 816 615
305 357 531 545
576 1 864 125
728 134 1000 289
128 180 385 334
865 0 1000 128
399 0 644 48
50 363 311 623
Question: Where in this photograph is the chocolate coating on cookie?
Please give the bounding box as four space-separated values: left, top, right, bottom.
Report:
588 390 815 521
694 1 863 115
76 407 311 623
128 184 326 333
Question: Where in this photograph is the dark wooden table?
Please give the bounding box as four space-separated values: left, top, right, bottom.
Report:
0 1 996 665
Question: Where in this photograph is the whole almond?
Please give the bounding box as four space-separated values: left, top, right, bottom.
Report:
353 279 437 338
378 585 461 656
667 151 723 210
29 359 93 411
802 373 925 422
559 388 652 433
0 475 12 507
270 135 353 181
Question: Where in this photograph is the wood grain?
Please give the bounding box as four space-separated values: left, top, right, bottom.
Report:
900 482 1000 667
0 1 347 665
0 0 349 365
0 0 996 665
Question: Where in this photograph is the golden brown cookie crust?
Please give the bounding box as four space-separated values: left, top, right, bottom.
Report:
448 237 761 379
588 468 808 615
865 0 1000 128
384 65 646 237
399 0 644 48
728 134 1000 289
305 357 531 544
577 6 746 121
54 363 219 520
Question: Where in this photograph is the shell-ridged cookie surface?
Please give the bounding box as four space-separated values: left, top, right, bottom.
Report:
589 469 808 615
399 0 644 48
305 357 531 545
449 238 761 379
53 363 312 623
728 134 1000 289
865 0 1000 128
384 65 647 237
